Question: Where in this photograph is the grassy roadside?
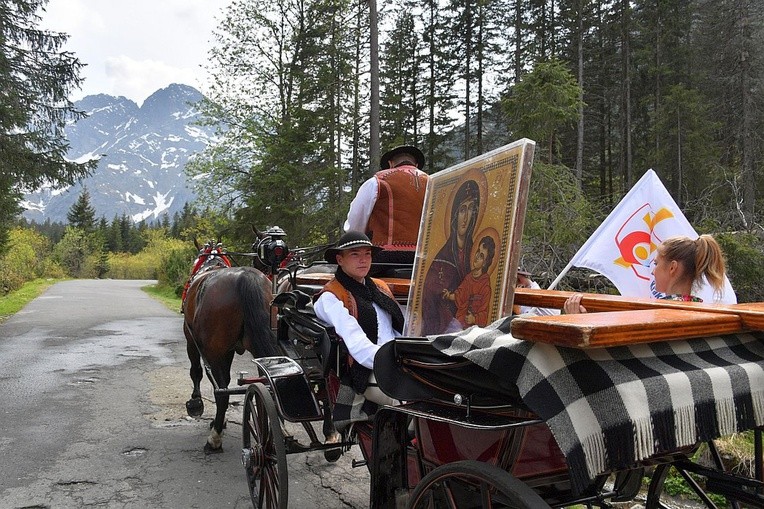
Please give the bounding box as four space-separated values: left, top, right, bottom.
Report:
142 283 182 313
0 278 61 323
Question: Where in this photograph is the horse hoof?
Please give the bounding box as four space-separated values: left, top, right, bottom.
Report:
204 442 224 455
186 398 204 417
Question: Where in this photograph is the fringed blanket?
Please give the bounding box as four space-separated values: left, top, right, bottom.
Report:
429 317 764 494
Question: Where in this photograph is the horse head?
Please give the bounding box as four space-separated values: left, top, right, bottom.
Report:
252 226 290 275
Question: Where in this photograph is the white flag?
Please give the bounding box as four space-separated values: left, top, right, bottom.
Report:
560 169 736 304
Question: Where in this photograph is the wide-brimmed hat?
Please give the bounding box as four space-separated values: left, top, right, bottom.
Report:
380 145 425 170
324 231 382 263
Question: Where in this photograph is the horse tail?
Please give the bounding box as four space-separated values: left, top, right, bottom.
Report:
237 269 280 357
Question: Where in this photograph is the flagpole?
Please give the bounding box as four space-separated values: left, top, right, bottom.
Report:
547 260 574 290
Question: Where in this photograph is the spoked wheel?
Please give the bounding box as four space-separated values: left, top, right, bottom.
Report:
408 460 550 509
646 462 720 509
646 440 746 509
241 383 288 509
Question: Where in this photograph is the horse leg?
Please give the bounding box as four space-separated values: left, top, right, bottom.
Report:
204 351 234 454
184 324 205 417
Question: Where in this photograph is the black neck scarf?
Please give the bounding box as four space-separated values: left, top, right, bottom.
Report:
334 267 404 393
334 267 404 339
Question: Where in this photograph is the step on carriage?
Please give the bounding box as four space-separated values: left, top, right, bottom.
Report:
231 228 764 509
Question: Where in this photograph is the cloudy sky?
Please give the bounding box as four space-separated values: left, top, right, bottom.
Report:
40 0 231 105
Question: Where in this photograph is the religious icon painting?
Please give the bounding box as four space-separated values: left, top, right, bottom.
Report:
404 139 536 336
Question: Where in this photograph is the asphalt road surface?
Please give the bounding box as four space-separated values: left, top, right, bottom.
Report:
0 279 369 508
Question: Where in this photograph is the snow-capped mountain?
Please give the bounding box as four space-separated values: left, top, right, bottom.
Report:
21 83 216 224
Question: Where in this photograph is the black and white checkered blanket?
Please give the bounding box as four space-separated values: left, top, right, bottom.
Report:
429 317 764 493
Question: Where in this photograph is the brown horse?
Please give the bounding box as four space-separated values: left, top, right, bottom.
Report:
183 266 280 452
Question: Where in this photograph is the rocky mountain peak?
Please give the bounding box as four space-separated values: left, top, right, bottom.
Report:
22 84 215 224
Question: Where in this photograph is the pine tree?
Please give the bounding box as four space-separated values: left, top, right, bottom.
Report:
66 188 96 231
107 215 123 252
379 9 424 150
0 0 96 247
693 0 764 229
503 59 582 163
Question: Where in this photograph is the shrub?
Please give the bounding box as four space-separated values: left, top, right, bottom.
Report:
0 259 24 295
158 247 196 295
106 229 193 282
715 231 764 303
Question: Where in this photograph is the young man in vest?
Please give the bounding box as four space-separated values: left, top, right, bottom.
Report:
344 145 429 270
314 231 404 410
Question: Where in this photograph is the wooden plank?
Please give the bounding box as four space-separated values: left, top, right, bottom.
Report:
294 272 410 297
510 309 744 348
294 272 332 285
513 287 764 330
297 273 764 336
727 303 764 329
379 277 412 297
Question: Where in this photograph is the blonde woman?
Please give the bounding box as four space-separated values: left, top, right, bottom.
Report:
564 234 728 314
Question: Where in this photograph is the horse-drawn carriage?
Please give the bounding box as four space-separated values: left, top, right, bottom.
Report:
181 227 764 508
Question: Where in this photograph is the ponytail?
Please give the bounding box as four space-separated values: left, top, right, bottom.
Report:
694 234 726 296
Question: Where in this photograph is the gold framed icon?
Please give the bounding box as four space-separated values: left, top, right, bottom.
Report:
404 139 535 336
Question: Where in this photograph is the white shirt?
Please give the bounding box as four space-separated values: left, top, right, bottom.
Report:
344 176 379 232
314 291 402 369
518 280 560 316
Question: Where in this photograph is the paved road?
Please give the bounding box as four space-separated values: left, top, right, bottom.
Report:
0 279 369 508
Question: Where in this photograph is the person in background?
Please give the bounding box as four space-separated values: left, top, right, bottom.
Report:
314 231 404 408
514 269 560 316
563 234 728 314
344 145 429 269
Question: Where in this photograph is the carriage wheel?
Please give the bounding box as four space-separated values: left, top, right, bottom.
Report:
645 440 741 509
241 383 288 509
407 460 550 509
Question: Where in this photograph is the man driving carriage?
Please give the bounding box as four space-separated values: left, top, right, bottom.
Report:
344 145 429 271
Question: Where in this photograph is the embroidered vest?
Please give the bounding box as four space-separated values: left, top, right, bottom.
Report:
365 166 428 251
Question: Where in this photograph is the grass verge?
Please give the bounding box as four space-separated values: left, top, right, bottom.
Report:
142 283 182 313
0 278 61 323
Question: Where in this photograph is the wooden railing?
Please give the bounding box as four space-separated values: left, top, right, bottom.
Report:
294 272 764 348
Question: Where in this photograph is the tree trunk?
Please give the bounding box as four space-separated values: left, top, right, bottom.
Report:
477 1 484 155
676 110 683 207
464 1 472 160
351 2 362 194
740 5 755 228
575 0 584 186
620 0 633 190
428 1 436 173
515 0 523 81
369 0 380 172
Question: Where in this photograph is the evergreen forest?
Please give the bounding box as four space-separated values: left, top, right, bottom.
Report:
4 0 764 303
187 0 764 299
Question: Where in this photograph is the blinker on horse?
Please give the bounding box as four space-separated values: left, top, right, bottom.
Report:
183 265 278 453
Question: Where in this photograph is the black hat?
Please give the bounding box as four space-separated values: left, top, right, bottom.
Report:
380 145 425 170
324 231 382 263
